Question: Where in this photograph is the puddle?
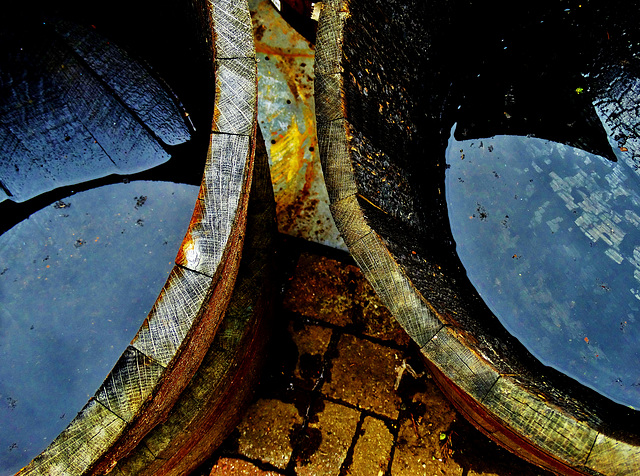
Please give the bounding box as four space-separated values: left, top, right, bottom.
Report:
446 129 640 408
0 181 198 473
0 4 208 472
435 0 640 409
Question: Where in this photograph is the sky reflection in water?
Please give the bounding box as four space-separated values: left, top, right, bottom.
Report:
0 180 198 474
446 126 640 409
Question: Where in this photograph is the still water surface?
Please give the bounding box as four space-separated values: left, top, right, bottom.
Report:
446 127 640 408
0 181 198 474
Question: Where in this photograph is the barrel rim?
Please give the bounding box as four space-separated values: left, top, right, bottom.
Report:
314 0 640 475
17 0 258 474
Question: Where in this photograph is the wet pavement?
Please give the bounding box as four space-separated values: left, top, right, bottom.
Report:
191 237 553 476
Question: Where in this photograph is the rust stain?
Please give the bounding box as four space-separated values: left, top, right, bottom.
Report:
270 114 315 187
271 101 319 240
268 105 321 238
254 23 267 42
212 76 223 131
255 42 314 59
260 50 314 101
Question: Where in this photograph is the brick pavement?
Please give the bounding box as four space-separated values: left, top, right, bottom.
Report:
192 238 553 476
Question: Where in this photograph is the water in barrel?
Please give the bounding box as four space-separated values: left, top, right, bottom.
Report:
0 14 202 474
443 1 640 409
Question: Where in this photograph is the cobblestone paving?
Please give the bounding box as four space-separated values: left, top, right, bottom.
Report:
193 237 554 476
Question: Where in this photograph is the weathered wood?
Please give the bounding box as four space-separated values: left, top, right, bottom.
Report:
424 361 592 476
587 435 640 476
421 328 499 401
111 130 275 476
50 19 191 147
16 0 259 474
0 18 192 204
314 0 640 475
18 400 126 476
131 268 213 367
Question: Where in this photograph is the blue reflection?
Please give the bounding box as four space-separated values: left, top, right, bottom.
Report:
0 181 198 474
446 125 640 409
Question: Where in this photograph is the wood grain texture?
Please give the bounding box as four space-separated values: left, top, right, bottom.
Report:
17 0 258 474
425 360 595 476
112 130 275 476
314 73 344 122
316 119 357 203
314 0 640 474
314 0 347 75
211 59 257 136
18 400 126 475
421 327 499 402
315 0 439 347
50 19 191 146
131 267 213 367
95 347 166 423
483 377 598 466
587 434 640 476
0 19 180 203
176 133 253 277
346 224 440 346
209 0 255 59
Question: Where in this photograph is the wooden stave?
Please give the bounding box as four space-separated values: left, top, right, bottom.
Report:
313 1 640 475
109 129 276 476
16 0 259 474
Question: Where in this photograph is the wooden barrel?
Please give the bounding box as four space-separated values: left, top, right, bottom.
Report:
103 130 276 476
314 1 640 475
13 0 261 474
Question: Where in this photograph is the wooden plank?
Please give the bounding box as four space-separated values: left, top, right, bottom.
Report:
176 133 253 277
131 267 212 366
348 230 442 347
112 129 275 476
421 327 499 402
85 6 257 475
425 361 593 476
328 194 370 247
314 0 348 76
316 119 358 203
84 0 258 472
50 19 192 146
586 435 640 476
211 58 258 136
483 376 598 467
17 400 125 476
209 0 255 59
314 73 345 123
0 16 195 203
95 347 166 423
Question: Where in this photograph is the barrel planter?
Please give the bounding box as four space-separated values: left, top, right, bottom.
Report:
315 0 640 475
8 0 262 474
105 133 276 476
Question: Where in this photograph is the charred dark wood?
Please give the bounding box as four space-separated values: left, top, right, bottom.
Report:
314 0 640 475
